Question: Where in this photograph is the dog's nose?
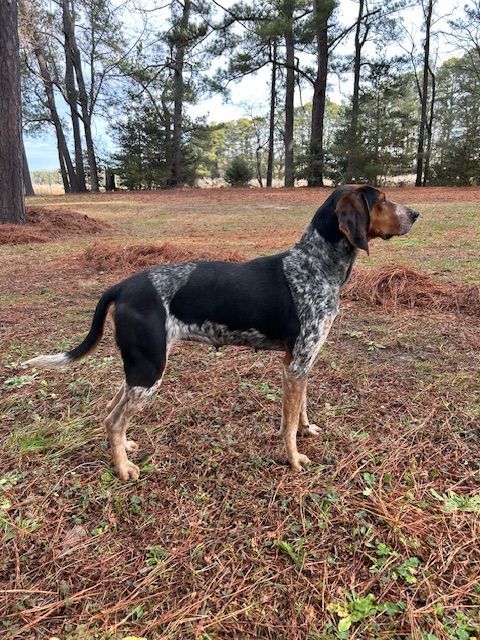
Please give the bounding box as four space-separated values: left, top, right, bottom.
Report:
409 209 420 222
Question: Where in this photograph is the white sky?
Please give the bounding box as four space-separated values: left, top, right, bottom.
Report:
25 0 461 171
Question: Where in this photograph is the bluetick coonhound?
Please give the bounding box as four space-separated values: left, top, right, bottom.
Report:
25 185 418 481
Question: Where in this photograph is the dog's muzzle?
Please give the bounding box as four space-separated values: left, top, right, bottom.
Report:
409 208 420 222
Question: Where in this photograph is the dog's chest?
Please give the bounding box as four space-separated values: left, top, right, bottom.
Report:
282 248 342 328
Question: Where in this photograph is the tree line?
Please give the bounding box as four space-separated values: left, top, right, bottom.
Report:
1 0 480 223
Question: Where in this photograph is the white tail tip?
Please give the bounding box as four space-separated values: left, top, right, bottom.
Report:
23 353 72 368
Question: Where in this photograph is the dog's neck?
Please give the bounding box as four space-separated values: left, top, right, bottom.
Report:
292 192 360 286
294 224 357 287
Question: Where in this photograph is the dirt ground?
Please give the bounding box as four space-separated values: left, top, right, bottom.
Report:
0 187 479 640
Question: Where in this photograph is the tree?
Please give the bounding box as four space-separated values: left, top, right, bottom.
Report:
60 0 99 191
22 139 35 196
61 0 86 191
331 59 418 185
283 0 296 187
265 39 278 186
212 0 312 187
415 0 435 186
447 0 480 82
0 0 26 224
225 156 253 185
430 54 480 185
304 0 336 186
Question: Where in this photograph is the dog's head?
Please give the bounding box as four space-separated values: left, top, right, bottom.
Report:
335 185 419 254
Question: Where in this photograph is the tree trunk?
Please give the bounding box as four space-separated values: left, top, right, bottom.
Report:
59 149 70 193
163 98 173 180
256 145 263 187
284 8 295 188
266 40 277 188
105 169 115 191
34 44 79 192
415 0 433 187
62 0 99 191
308 0 332 187
423 64 436 186
63 1 87 192
22 139 35 197
171 0 191 187
0 0 26 224
345 0 365 182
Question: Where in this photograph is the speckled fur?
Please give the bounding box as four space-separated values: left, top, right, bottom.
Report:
148 263 196 304
283 225 356 377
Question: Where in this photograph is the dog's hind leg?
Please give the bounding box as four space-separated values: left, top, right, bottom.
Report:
105 383 139 453
105 378 163 481
106 383 125 413
104 391 139 481
105 299 168 481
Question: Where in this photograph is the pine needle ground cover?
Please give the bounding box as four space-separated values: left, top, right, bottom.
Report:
1 187 479 639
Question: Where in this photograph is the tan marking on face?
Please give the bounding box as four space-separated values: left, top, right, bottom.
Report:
368 192 409 239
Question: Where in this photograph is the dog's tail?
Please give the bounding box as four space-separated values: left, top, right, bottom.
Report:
24 284 120 369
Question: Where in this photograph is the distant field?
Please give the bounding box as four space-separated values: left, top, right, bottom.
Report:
32 182 65 196
1 187 479 639
24 185 480 282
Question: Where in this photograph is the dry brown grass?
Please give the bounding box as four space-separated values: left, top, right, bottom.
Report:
1 190 479 639
0 206 109 245
344 264 480 317
83 241 245 274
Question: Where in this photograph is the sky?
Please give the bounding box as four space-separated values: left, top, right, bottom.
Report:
24 0 461 172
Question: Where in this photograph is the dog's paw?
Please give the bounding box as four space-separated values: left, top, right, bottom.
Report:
117 460 140 482
125 439 139 453
298 423 321 437
290 453 311 472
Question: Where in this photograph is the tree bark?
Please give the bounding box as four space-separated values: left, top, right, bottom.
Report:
163 97 173 183
415 0 433 187
63 0 87 192
105 169 115 191
62 0 99 191
59 148 70 193
308 0 332 187
423 63 436 186
171 0 191 187
22 139 35 197
0 0 26 224
267 40 277 188
345 0 366 182
34 44 79 192
284 5 295 188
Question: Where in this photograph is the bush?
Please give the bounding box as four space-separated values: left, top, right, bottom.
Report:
224 156 253 186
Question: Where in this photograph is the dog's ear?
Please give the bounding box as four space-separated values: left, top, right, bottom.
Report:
335 191 370 254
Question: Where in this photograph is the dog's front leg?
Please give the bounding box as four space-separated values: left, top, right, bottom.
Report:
298 385 321 437
281 368 310 471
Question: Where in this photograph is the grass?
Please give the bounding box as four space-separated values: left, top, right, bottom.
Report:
17 187 480 282
0 187 479 639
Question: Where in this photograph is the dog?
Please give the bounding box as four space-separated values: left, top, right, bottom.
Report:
25 185 419 481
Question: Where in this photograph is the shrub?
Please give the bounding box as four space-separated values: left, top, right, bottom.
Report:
224 156 253 186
